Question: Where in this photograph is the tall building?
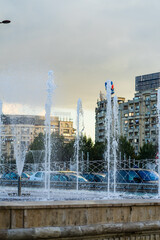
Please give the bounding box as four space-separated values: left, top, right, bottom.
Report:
135 72 160 92
1 114 76 161
119 90 157 155
95 72 160 156
95 92 125 142
119 72 160 155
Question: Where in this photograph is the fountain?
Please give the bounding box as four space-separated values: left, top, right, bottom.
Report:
157 88 160 196
75 98 84 190
44 70 55 199
0 100 2 160
105 80 118 196
13 125 27 196
0 75 160 239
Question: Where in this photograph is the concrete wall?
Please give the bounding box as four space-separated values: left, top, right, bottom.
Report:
0 199 160 239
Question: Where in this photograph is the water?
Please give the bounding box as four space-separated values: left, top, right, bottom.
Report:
157 89 160 196
76 98 84 190
0 75 160 201
105 80 112 195
0 100 2 160
113 95 118 193
44 70 55 199
13 125 27 177
105 80 118 196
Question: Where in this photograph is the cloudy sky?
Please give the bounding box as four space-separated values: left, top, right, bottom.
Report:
1 0 160 140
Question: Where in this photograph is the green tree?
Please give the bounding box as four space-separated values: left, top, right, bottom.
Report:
118 136 135 160
79 135 94 160
63 139 75 162
26 133 45 163
92 141 105 160
50 133 65 162
138 142 157 160
29 132 45 150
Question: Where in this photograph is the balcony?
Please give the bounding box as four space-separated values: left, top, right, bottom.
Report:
98 126 105 131
129 129 134 133
99 132 104 137
98 119 104 124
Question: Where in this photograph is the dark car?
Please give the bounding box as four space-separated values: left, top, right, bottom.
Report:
82 173 107 182
50 173 69 182
67 174 88 183
116 169 159 184
1 172 30 180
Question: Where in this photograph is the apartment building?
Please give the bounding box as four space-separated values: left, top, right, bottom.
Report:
1 114 76 161
95 72 160 155
95 91 125 142
119 90 157 154
119 72 160 155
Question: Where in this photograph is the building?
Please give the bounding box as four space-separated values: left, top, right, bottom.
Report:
95 72 160 156
119 89 157 155
119 72 160 155
1 114 76 162
95 91 125 142
135 72 160 92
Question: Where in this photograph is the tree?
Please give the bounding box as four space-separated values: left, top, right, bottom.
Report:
79 135 94 160
25 133 45 163
63 139 75 162
29 132 45 150
92 142 105 160
50 133 65 162
118 136 135 160
138 142 157 160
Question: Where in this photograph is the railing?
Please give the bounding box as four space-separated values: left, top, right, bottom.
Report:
0 158 159 196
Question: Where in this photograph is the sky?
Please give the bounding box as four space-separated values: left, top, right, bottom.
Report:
1 0 160 141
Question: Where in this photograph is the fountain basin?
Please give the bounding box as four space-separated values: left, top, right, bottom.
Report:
1 199 160 239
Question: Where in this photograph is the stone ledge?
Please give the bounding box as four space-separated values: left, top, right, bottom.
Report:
1 198 160 210
1 221 160 240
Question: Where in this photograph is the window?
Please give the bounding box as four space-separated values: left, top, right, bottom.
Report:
124 105 128 110
35 172 43 178
128 171 140 182
125 120 128 125
145 96 150 101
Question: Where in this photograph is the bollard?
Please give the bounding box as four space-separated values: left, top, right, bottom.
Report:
18 176 21 196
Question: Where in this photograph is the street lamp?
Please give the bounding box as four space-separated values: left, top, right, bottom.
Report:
0 20 11 24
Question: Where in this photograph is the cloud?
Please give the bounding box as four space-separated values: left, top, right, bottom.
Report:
1 0 160 139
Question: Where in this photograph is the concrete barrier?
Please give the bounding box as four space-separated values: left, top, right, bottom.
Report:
0 199 160 239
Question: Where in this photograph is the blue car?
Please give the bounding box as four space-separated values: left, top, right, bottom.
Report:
116 169 159 184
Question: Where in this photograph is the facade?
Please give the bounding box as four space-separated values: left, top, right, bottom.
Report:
95 72 160 156
1 114 75 162
119 72 160 155
119 90 157 155
95 92 125 142
135 72 160 92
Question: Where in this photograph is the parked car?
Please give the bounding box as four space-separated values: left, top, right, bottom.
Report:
67 174 88 182
29 171 69 182
50 173 69 182
1 172 30 180
116 168 159 184
29 171 46 181
82 173 107 182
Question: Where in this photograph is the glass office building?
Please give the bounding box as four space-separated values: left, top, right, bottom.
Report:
135 72 160 92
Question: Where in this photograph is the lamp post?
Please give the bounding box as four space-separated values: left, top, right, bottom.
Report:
0 20 11 24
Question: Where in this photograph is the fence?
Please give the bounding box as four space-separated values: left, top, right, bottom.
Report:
0 158 159 196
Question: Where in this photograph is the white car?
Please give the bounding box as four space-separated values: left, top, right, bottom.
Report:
29 171 45 181
29 171 58 181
